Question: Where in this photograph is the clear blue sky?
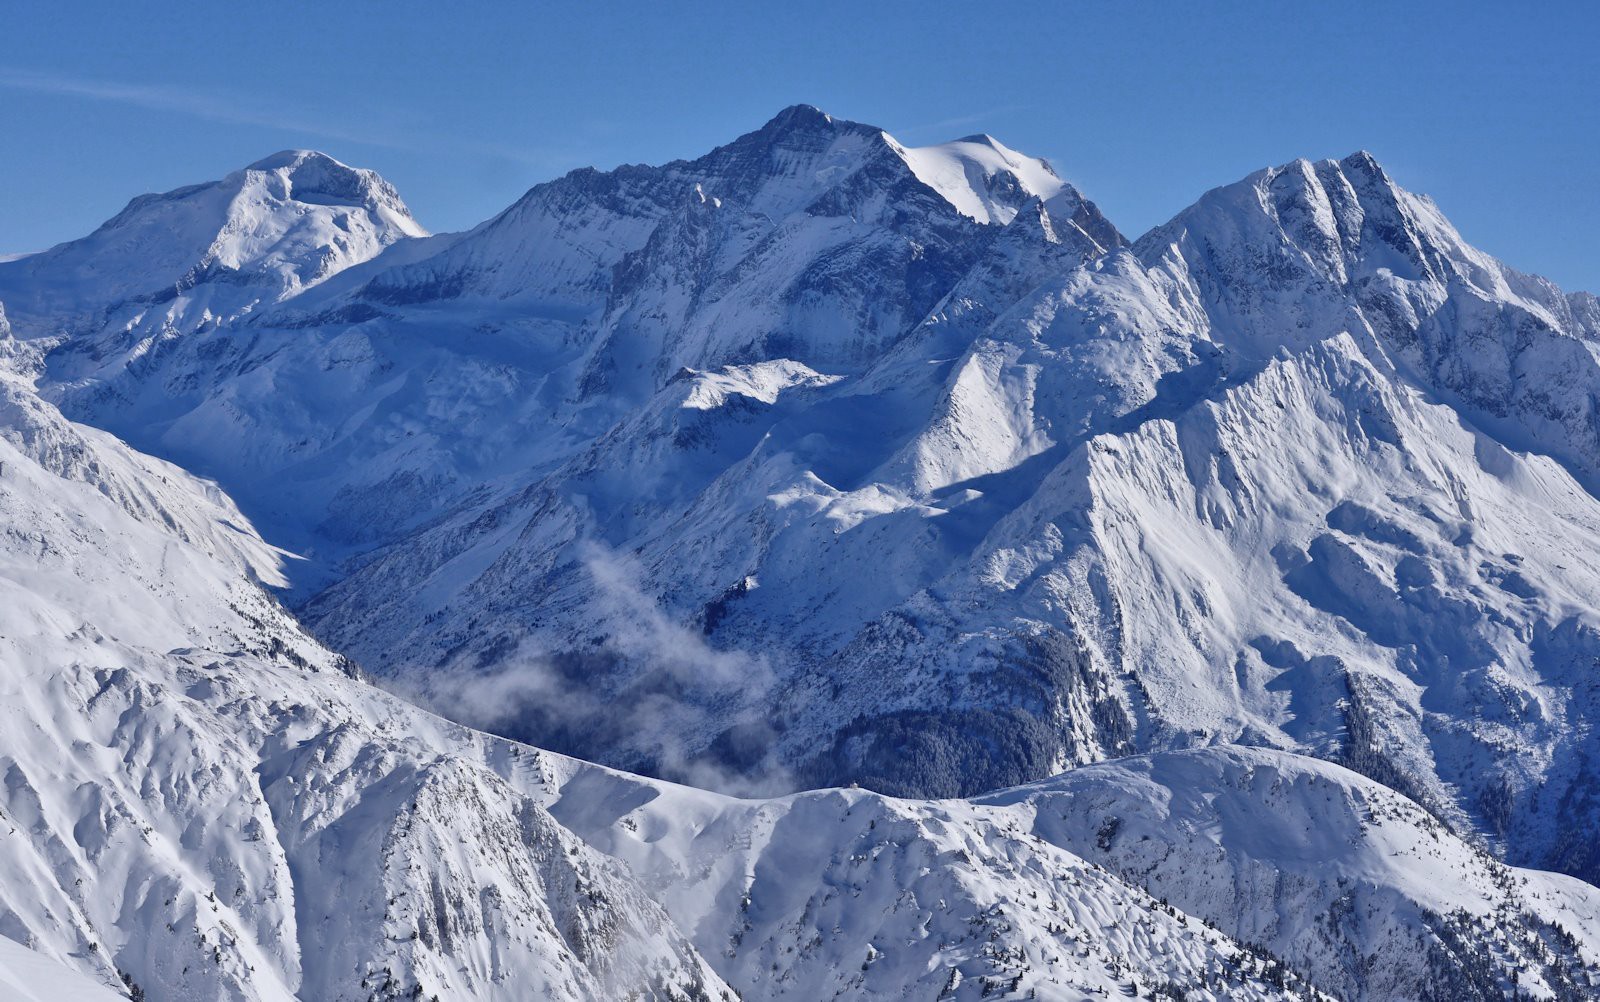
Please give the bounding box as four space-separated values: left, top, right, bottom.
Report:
2 1 1596 291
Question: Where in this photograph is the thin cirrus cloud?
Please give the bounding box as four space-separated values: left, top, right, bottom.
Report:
0 67 565 168
891 104 1029 140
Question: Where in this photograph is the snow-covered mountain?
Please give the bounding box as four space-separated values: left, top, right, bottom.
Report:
4 105 1600 996
280 131 1600 894
0 353 1594 1000
0 108 1113 572
0 150 423 388
0 329 727 1000
0 343 1378 1001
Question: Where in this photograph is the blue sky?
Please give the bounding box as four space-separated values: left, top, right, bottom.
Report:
2 1 1596 290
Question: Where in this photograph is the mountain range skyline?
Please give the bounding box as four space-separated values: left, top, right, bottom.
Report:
5 1 1598 291
2 100 1600 999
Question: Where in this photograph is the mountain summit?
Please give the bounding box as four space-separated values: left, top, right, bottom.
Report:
0 150 423 384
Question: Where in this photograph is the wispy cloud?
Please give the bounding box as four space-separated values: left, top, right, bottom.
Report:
0 67 565 168
893 104 1031 141
386 540 793 797
0 67 423 151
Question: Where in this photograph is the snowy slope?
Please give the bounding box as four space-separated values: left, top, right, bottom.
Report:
0 346 1348 1001
4 355 1586 998
978 746 1600 1001
494 736 1600 1000
0 936 127 1002
538 756 1330 1001
894 132 1068 224
0 352 730 1001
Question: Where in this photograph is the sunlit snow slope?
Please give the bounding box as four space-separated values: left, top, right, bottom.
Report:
9 293 1597 999
0 305 1363 1001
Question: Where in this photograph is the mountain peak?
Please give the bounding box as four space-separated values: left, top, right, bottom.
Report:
1336 148 1388 180
746 104 893 151
237 149 419 222
1132 146 1469 291
246 148 344 172
760 103 835 132
0 149 425 339
892 132 1068 225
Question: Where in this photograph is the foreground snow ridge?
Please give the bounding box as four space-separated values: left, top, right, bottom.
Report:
0 106 1598 998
